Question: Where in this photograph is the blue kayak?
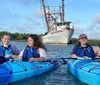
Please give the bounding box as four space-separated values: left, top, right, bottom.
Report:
66 59 100 85
0 60 58 84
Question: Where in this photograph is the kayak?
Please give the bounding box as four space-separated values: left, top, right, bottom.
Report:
0 60 58 84
66 59 100 85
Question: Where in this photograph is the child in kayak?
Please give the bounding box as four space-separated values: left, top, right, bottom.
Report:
14 34 46 62
94 45 100 58
0 33 20 58
71 34 96 59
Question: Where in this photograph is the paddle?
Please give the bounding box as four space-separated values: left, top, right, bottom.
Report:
93 58 100 60
46 57 77 64
0 56 9 64
47 56 100 64
58 57 78 64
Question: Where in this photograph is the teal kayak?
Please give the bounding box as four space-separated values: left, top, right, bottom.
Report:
66 59 100 85
0 60 58 84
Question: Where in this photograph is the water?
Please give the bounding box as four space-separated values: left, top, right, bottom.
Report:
0 42 85 85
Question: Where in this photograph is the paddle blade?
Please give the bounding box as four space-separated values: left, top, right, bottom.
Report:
0 56 8 64
57 58 66 64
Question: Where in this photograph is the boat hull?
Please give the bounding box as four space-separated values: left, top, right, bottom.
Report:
0 60 58 84
42 29 74 44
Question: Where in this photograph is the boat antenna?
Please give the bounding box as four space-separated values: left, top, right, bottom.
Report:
41 0 65 32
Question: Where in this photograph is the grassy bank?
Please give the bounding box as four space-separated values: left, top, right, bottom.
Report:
71 38 100 46
12 40 27 42
0 31 43 40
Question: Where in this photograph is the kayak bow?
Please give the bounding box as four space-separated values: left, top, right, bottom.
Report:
0 60 58 84
66 59 100 85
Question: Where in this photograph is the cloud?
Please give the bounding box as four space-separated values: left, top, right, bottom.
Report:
87 13 100 37
65 0 74 4
73 21 81 25
10 0 40 6
25 16 47 31
0 0 47 34
26 17 42 26
0 24 46 34
90 0 100 4
73 14 100 39
33 10 44 18
89 13 100 28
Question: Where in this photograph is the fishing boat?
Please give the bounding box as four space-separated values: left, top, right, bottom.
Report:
42 0 74 44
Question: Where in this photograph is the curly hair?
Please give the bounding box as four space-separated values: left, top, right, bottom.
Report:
28 34 46 51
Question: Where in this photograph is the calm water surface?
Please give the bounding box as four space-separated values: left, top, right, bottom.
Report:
0 42 85 85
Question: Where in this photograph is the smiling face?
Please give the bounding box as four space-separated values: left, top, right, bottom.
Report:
79 38 88 45
28 37 35 47
2 35 10 46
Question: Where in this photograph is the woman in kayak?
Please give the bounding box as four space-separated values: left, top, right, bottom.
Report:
0 33 20 57
14 34 46 62
71 34 96 59
94 45 100 58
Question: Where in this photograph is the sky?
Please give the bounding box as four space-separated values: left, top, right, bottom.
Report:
0 0 100 39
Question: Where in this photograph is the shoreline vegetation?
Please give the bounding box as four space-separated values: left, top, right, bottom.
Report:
71 38 100 46
0 31 43 41
0 31 100 46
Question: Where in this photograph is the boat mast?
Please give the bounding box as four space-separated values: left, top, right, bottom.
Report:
42 0 65 32
42 0 50 32
62 0 64 21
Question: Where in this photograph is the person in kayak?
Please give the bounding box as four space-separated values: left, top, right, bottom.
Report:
94 45 100 58
71 34 96 59
0 33 20 58
14 34 46 62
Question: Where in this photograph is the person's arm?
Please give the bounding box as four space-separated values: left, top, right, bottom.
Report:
11 45 20 55
38 48 46 58
96 52 100 58
11 49 24 60
11 55 22 60
28 57 45 62
94 47 100 58
71 44 80 58
91 47 96 59
72 54 79 58
94 47 97 54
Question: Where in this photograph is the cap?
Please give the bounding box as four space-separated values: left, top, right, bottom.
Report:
79 34 87 39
